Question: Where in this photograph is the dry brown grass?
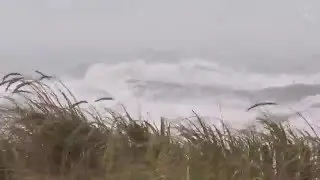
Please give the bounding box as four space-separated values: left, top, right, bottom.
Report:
0 71 318 180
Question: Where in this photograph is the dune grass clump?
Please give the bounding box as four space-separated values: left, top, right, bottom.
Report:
0 71 318 179
0 72 112 179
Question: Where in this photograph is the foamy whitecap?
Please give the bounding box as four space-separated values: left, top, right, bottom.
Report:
1 58 320 129
50 59 320 128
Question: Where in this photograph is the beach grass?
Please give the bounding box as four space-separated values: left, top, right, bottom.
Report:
0 71 318 180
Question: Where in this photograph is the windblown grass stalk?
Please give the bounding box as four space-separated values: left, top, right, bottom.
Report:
0 71 318 179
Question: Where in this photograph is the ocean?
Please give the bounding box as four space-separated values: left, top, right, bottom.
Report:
1 50 320 128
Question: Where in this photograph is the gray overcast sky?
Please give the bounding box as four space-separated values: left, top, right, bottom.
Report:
0 0 320 54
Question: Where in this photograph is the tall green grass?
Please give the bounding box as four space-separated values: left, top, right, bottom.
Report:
0 71 318 180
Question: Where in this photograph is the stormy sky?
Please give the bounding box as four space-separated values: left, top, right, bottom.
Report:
0 0 319 54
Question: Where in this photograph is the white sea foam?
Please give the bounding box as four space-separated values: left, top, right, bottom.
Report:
55 59 320 127
1 58 320 128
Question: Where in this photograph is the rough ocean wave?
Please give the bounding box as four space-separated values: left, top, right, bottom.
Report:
53 58 320 127
1 58 320 127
